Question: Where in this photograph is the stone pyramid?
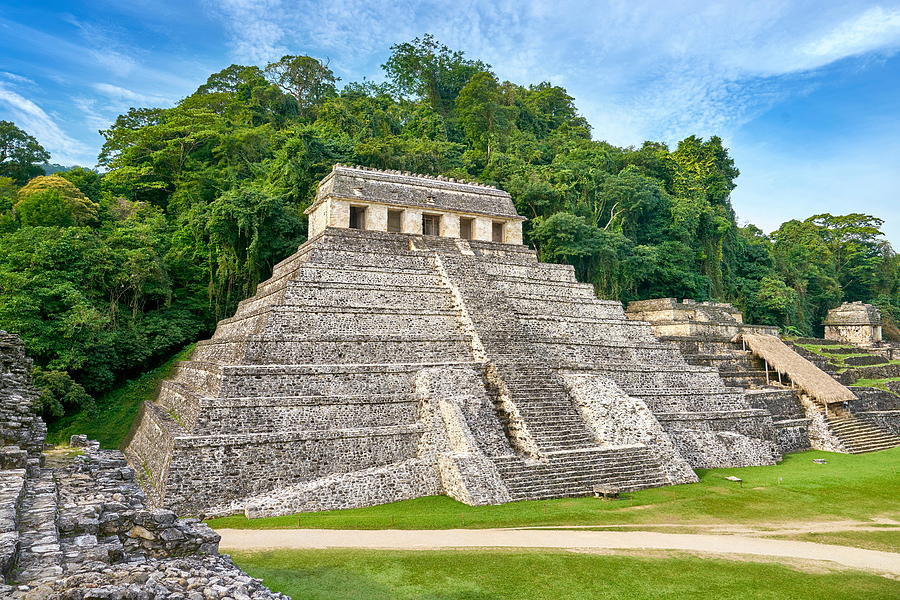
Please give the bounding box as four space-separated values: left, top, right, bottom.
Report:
125 166 779 517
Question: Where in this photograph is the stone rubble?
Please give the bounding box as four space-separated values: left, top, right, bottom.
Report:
0 331 287 599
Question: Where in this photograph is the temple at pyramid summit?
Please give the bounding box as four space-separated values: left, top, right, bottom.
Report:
126 165 787 518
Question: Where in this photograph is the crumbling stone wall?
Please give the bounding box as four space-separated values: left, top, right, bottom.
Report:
0 331 286 598
0 332 45 473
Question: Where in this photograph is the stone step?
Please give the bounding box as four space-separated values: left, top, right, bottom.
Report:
822 413 900 453
493 445 669 501
13 469 63 583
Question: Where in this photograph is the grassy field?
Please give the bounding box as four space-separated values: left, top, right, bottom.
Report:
208 448 900 530
852 378 900 394
47 344 194 448
229 548 900 599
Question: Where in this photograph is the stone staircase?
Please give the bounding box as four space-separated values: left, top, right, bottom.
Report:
822 410 900 454
668 337 812 454
672 337 775 389
436 253 599 453
13 469 63 583
494 446 670 501
432 247 671 496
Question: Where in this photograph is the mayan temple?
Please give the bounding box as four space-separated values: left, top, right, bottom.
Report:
125 165 781 518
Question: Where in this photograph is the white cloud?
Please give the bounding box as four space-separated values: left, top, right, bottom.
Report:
214 0 289 64
802 6 900 65
206 1 900 146
92 83 171 105
0 83 92 165
0 72 36 86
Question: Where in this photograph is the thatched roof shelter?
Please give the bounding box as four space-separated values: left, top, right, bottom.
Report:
742 334 856 404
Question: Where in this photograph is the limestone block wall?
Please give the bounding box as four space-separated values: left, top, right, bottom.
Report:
626 298 779 339
440 214 461 238
0 332 45 472
504 220 523 245
367 203 388 231
402 208 423 234
164 427 424 515
825 325 882 347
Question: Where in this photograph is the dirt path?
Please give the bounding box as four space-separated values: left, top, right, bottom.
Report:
217 528 900 576
516 519 900 536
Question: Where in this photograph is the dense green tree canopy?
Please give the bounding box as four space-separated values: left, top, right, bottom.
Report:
0 121 50 184
14 175 99 226
0 37 895 422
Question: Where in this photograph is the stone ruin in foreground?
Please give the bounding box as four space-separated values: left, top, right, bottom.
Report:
126 165 785 518
0 331 286 597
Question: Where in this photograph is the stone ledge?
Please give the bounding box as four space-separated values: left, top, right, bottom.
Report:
172 424 424 448
654 409 773 421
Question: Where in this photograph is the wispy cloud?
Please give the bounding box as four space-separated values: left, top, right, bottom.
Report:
801 6 900 65
206 1 900 146
0 82 91 165
92 83 171 105
0 72 36 86
215 0 289 64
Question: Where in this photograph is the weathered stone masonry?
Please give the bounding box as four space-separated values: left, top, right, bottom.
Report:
126 166 780 518
0 332 286 597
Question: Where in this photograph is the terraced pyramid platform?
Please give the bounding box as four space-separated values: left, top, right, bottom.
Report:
125 166 779 517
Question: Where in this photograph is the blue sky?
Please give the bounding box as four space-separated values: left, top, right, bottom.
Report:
1 1 898 242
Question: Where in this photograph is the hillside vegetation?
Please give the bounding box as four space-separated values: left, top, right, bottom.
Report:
0 35 897 426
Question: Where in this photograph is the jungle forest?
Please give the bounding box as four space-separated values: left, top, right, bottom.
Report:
0 36 897 421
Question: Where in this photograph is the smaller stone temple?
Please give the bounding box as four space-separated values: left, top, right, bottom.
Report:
824 302 883 347
625 299 900 455
626 298 779 339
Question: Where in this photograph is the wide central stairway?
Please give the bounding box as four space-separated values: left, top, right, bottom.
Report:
429 243 670 500
127 228 781 515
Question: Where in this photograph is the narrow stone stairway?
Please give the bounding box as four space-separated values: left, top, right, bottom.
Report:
13 469 63 583
823 412 900 453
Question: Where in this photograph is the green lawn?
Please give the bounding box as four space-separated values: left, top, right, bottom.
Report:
852 378 900 394
208 448 900 530
793 341 899 375
229 548 900 600
47 344 195 448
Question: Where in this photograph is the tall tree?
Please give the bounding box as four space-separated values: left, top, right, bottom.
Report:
383 34 490 116
0 121 50 184
264 55 338 119
455 72 516 163
14 175 99 227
